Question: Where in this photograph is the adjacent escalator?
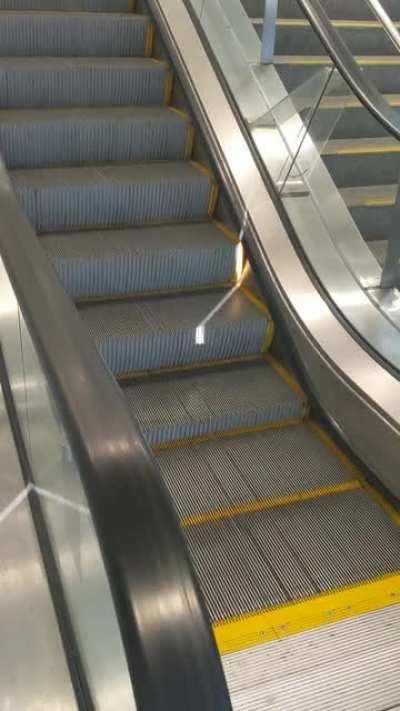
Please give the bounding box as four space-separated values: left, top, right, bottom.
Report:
2 0 400 684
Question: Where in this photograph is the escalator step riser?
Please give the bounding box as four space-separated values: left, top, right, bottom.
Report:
0 58 169 108
0 0 131 9
0 108 190 169
43 223 236 299
350 204 398 242
276 64 400 95
184 491 400 623
242 0 400 21
12 163 213 233
0 13 151 57
79 290 270 376
124 361 305 446
324 152 400 188
255 25 396 57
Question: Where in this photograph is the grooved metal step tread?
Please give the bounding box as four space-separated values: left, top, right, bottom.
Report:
0 11 151 57
42 221 236 299
224 606 400 710
0 56 170 108
123 358 306 447
0 106 191 168
156 423 353 523
12 161 214 233
79 288 271 376
341 184 397 207
184 490 400 623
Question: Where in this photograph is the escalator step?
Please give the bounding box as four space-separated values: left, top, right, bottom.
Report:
0 12 151 57
184 490 400 622
156 423 355 521
341 183 398 241
0 56 170 108
0 0 132 9
42 221 236 299
79 288 271 376
12 161 215 233
124 359 306 447
323 138 400 188
0 106 191 169
240 0 400 20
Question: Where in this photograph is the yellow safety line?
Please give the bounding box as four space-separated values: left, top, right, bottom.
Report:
276 55 400 66
75 280 234 306
190 160 219 216
276 18 400 29
240 284 271 317
164 69 174 105
329 144 400 156
264 352 308 404
363 196 395 207
213 219 240 245
311 421 400 526
116 353 262 383
153 416 304 454
144 22 155 58
214 571 400 655
320 95 400 110
181 480 360 528
128 0 136 11
169 107 196 160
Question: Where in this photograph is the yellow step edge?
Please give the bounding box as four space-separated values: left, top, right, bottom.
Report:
311 421 400 526
214 571 400 656
116 353 262 383
190 160 219 216
276 18 400 29
264 352 308 403
144 21 155 58
275 55 400 65
153 415 305 454
75 280 234 306
328 144 400 156
240 284 275 353
181 479 360 528
321 94 400 110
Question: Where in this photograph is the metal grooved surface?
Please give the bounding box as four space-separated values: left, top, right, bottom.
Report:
224 605 400 710
0 57 168 108
184 490 400 622
79 289 270 375
156 423 351 518
0 107 189 169
124 360 305 446
0 13 150 57
43 222 235 298
12 162 212 233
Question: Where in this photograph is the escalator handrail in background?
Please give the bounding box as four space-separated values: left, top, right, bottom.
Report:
0 175 231 708
294 0 400 142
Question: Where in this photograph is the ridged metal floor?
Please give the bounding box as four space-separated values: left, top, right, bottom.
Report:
3 0 400 705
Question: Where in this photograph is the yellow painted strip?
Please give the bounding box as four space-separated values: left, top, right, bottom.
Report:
144 22 155 58
364 196 395 207
153 416 304 454
240 284 271 317
163 69 174 105
167 107 195 159
321 94 400 110
213 219 240 245
276 18 400 29
311 421 400 526
181 479 360 528
214 572 400 655
116 353 262 383
264 352 308 405
332 144 400 156
190 160 219 216
276 55 400 66
75 280 234 306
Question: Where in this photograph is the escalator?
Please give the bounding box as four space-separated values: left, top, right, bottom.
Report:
245 0 400 266
1 0 400 708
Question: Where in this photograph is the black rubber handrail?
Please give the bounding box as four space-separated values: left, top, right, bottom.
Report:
295 0 400 142
0 176 231 707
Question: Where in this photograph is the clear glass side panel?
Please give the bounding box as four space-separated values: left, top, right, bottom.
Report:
0 257 135 711
188 0 400 370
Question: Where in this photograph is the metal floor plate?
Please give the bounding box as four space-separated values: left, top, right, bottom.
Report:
223 604 400 711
